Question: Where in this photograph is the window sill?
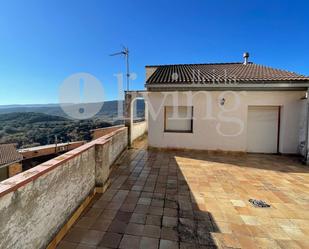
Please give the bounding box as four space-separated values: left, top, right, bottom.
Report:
164 130 193 134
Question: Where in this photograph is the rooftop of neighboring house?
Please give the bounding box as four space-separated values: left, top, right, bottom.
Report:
145 54 309 89
0 144 23 167
18 141 84 153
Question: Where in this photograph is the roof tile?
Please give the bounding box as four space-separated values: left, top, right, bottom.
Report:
146 63 309 84
0 144 23 167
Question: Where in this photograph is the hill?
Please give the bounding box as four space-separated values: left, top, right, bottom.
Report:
0 112 113 148
0 100 145 120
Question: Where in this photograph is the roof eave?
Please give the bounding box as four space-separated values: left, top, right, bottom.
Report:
145 81 309 91
0 159 22 169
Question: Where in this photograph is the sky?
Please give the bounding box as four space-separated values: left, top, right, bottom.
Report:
0 0 308 105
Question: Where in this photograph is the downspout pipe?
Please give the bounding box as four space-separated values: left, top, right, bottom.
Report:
304 88 309 164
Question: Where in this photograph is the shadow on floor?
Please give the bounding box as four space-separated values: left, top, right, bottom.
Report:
58 139 309 248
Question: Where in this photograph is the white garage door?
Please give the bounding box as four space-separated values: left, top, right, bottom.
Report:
247 106 279 153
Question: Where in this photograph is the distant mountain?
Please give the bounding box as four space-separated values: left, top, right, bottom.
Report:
0 112 68 124
0 103 59 109
0 100 145 119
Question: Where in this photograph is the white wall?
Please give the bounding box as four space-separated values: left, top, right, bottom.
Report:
131 121 148 143
298 100 307 156
147 91 305 154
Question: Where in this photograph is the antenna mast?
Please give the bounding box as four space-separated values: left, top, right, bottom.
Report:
110 47 130 91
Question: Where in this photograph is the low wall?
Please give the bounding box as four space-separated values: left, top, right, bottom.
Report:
0 127 128 249
95 127 127 187
131 121 147 143
91 125 124 140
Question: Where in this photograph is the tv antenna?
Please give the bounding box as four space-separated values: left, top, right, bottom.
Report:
110 46 130 91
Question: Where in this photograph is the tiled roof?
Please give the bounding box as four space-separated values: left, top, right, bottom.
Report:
0 144 23 167
146 63 309 84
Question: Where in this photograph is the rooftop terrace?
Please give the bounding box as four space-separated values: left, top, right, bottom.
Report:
57 137 309 249
0 124 309 249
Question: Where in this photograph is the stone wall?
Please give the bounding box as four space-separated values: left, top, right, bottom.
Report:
0 127 128 249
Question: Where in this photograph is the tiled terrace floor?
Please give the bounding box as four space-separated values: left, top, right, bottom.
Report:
58 138 309 249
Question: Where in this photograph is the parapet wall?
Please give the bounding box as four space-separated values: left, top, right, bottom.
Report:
0 127 128 249
91 125 125 140
131 121 147 143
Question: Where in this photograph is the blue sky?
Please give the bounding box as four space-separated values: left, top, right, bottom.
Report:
0 0 308 105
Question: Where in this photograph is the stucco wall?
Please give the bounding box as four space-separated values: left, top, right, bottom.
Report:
147 91 305 154
0 127 128 249
131 121 147 143
95 128 128 187
298 100 308 156
0 147 96 249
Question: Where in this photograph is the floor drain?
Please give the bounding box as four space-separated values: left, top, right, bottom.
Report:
249 199 271 208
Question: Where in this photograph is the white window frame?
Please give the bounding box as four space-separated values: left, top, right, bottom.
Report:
164 106 193 133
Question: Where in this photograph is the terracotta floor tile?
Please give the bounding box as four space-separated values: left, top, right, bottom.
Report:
159 239 179 249
135 204 149 214
148 206 164 216
143 225 161 238
138 197 152 205
56 241 78 249
90 219 112 231
79 230 104 246
163 207 178 217
161 227 178 241
119 234 141 249
240 215 260 225
64 227 88 243
236 235 259 249
75 244 96 249
98 232 122 248
146 215 162 226
230 199 246 207
57 137 309 248
130 213 147 224
125 223 144 236
108 219 128 234
162 216 178 228
254 237 281 249
115 211 133 223
276 239 302 249
75 217 97 229
140 237 159 249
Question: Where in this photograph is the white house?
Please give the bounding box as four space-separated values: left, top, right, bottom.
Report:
140 53 309 158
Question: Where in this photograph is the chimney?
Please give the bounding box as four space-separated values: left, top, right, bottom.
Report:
243 52 249 65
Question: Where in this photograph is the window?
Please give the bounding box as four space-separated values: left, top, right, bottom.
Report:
164 106 193 133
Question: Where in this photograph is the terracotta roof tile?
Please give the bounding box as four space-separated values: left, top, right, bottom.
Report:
0 144 23 167
146 63 309 84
